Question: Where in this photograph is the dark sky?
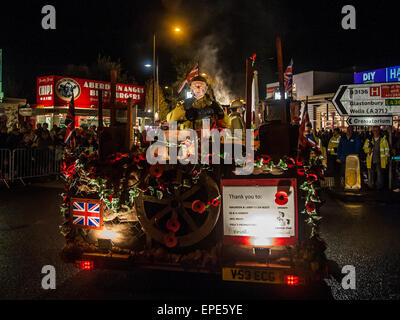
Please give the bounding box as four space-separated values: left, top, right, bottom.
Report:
1 0 399 102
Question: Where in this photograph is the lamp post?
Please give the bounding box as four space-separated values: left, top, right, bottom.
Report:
153 33 156 122
151 27 182 123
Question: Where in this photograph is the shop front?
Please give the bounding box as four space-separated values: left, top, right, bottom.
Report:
35 75 145 129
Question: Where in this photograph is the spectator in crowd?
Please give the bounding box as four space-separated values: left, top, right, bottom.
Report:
392 130 400 192
336 126 360 185
0 126 8 148
42 123 50 134
17 134 34 149
6 127 22 150
363 126 390 191
37 130 53 150
34 123 43 136
327 128 342 189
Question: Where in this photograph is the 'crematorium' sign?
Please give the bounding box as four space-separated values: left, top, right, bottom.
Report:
37 75 145 108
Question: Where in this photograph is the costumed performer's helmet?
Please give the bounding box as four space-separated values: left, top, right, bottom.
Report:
190 75 208 86
230 99 243 110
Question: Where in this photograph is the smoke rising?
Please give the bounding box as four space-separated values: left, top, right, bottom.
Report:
197 35 233 105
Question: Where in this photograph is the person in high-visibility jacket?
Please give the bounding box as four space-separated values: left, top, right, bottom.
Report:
363 126 390 190
328 128 341 156
327 128 342 188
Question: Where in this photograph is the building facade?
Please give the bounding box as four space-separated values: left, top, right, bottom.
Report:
34 75 145 129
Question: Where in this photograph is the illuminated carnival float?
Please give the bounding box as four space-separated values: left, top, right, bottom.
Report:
60 54 328 286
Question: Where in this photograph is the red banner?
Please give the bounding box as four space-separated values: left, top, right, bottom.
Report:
37 75 145 108
381 84 400 98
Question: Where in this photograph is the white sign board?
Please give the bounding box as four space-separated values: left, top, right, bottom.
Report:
346 116 393 126
19 108 32 117
223 185 295 239
333 83 400 116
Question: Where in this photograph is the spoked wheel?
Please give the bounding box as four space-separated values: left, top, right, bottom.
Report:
135 167 221 248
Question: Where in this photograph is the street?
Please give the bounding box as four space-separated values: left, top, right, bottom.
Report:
0 181 399 300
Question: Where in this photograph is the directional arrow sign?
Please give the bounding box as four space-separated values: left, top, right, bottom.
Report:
333 83 400 116
346 116 393 126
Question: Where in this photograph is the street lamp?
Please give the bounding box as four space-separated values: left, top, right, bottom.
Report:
152 27 183 123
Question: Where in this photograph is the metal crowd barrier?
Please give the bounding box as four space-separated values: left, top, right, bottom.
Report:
0 149 12 188
0 148 64 187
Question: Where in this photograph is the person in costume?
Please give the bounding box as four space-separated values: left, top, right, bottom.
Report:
166 76 230 130
228 99 245 139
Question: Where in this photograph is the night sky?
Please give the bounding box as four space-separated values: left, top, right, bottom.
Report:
1 0 399 102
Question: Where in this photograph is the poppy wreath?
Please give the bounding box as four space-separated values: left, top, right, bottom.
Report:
297 146 325 239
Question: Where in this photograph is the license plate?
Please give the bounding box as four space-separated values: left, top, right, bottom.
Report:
222 267 284 284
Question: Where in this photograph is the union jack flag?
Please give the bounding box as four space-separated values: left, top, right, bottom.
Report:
177 64 199 94
71 199 103 230
284 59 293 96
298 109 319 149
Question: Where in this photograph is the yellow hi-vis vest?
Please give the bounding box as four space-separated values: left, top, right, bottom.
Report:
328 134 341 156
363 136 390 169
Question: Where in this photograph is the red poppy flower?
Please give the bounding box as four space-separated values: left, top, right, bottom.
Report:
158 180 166 191
192 200 206 214
62 162 76 178
296 156 304 167
134 155 140 163
166 218 181 233
262 155 271 164
286 158 295 169
306 202 316 212
164 232 178 248
297 168 306 176
108 195 113 202
307 173 318 184
139 153 146 161
211 198 220 207
149 164 163 178
275 191 288 206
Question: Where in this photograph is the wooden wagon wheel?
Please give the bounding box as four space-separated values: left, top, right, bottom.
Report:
135 169 221 248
